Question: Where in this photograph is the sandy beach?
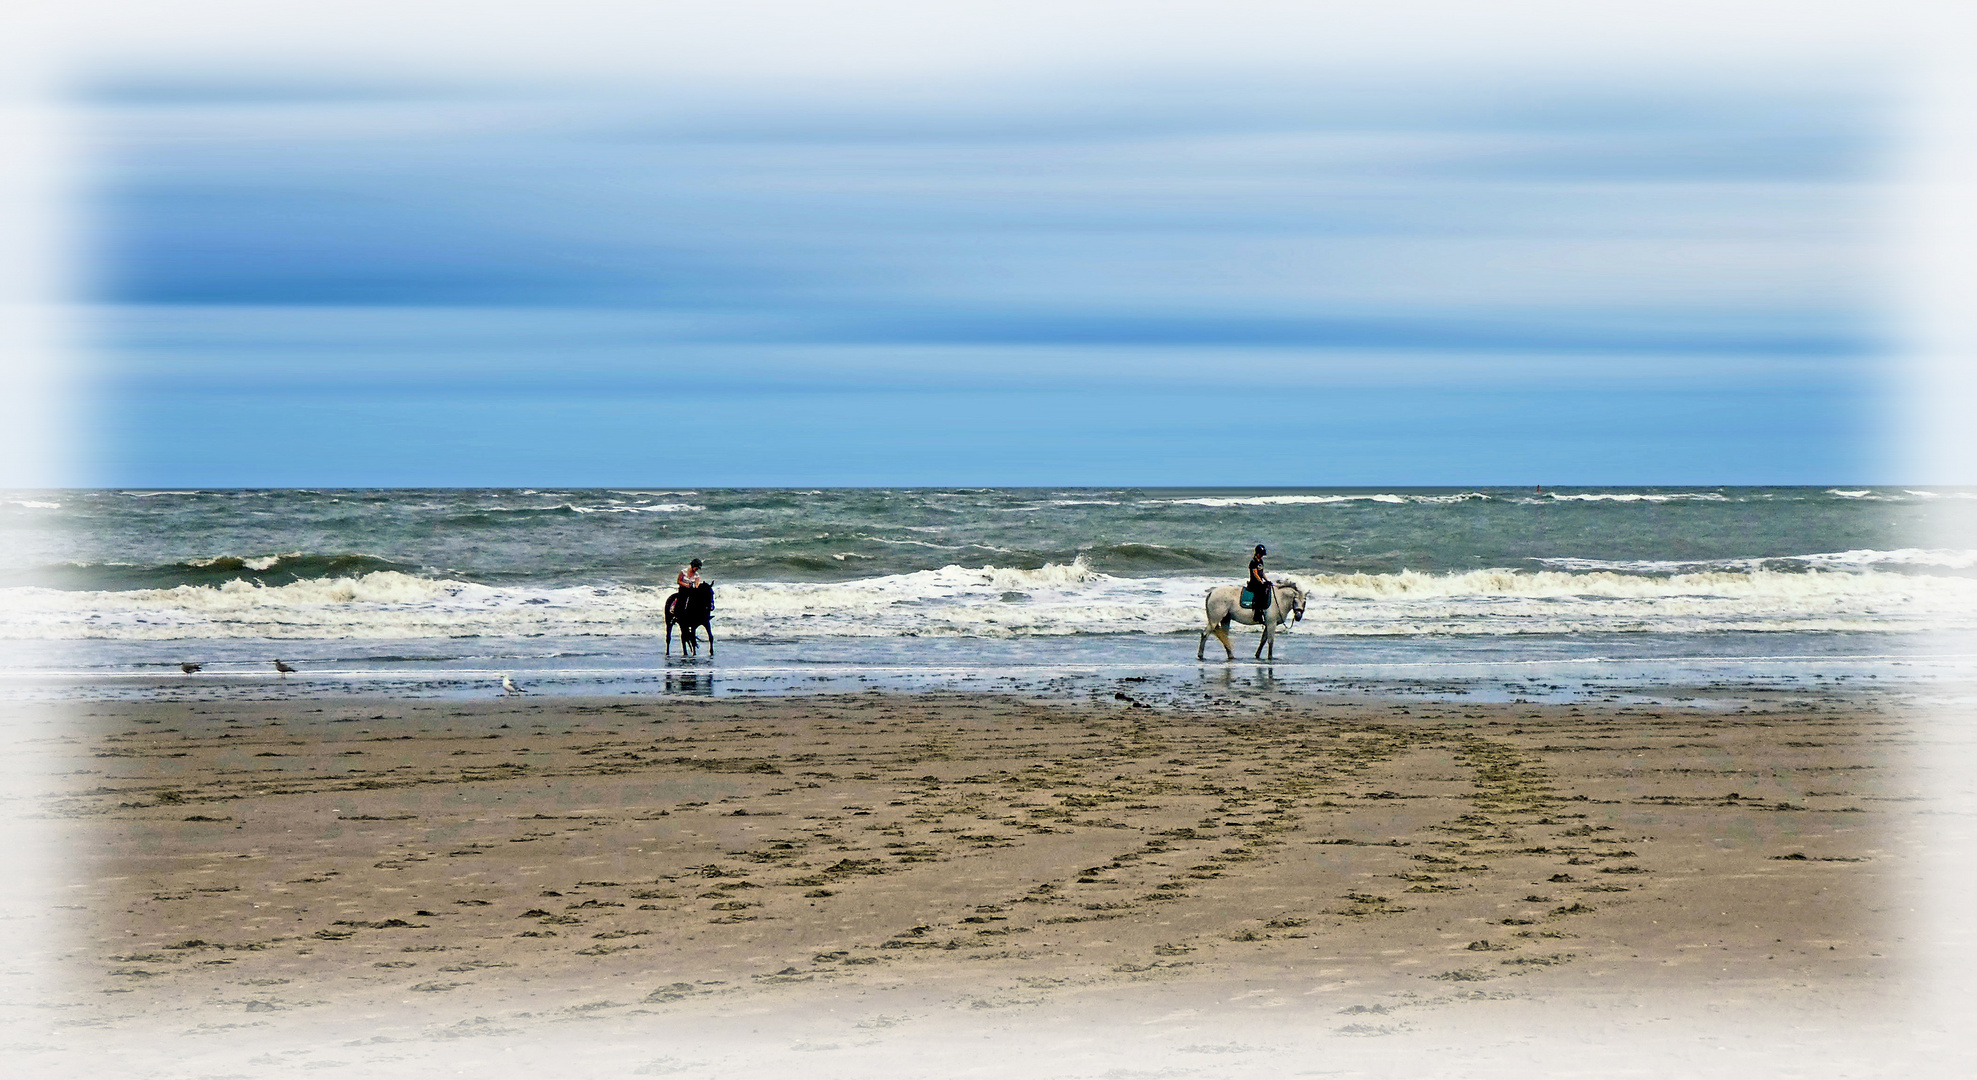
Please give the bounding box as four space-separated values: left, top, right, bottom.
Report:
0 686 1960 1077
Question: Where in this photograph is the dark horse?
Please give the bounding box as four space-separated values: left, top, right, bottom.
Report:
665 581 715 657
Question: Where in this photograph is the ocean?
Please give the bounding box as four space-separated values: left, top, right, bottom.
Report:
4 486 1974 702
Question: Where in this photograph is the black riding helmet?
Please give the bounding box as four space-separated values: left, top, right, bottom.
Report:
689 558 702 568
1253 545 1266 557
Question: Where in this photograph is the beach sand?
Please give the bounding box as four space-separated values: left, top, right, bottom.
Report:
1 688 1958 1076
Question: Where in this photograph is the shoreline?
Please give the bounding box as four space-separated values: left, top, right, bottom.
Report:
3 689 1950 1076
6 625 1967 708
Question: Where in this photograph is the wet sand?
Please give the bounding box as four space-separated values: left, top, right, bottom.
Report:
0 689 1955 1077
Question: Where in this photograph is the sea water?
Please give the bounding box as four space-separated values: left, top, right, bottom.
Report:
4 487 1975 702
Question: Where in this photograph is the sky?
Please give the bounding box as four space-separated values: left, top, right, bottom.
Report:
8 1 1975 485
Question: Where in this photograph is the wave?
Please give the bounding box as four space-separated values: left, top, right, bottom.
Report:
17 553 420 592
998 499 1127 512
443 501 706 526
1536 548 1977 573
1157 493 1490 508
1535 556 1750 573
2 499 60 509
1790 548 1977 570
867 536 970 550
1084 542 1220 568
1542 492 1728 503
1280 567 1931 601
569 500 707 514
568 504 704 514
484 501 705 515
6 559 1976 642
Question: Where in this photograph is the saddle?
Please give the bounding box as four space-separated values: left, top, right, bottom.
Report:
1241 582 1272 610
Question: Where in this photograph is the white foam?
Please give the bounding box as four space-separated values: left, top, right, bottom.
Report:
567 503 704 514
179 553 294 572
1157 493 1487 508
1827 489 1873 498
7 559 1977 643
868 537 969 550
1534 556 1747 573
3 499 59 509
1903 489 1977 500
1544 492 1728 503
1536 549 1977 573
1791 548 1977 569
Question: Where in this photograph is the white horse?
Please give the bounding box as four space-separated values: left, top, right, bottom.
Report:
1198 580 1307 662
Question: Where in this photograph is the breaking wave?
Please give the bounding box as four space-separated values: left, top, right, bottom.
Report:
1536 549 1977 574
5 558 1975 642
1542 492 1729 503
18 553 420 591
1157 493 1490 508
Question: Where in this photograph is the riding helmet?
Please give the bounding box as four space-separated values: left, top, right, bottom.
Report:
1254 544 1266 556
689 558 702 568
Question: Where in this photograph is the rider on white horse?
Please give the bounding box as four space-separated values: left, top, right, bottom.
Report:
1247 544 1272 621
1199 546 1306 662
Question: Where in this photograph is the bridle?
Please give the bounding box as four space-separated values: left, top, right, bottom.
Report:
1286 584 1306 623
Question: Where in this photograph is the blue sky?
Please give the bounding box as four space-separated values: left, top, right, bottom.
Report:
81 72 1888 486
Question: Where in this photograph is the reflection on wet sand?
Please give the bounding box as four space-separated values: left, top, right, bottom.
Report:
664 664 715 695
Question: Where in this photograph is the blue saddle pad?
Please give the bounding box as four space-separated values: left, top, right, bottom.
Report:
1240 588 1255 607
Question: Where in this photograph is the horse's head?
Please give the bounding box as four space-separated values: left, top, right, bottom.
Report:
1282 581 1306 623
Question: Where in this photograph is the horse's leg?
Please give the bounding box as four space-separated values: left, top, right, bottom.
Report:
1213 623 1234 660
665 617 673 657
1198 625 1208 660
705 621 714 658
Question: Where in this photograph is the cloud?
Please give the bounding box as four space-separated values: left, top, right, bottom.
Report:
90 76 1877 325
71 59 1895 483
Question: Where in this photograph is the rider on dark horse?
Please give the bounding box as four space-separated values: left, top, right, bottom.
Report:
1247 544 1272 622
674 557 711 624
667 558 715 655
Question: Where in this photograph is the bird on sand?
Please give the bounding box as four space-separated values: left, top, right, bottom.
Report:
500 674 524 695
179 663 202 674
273 659 296 674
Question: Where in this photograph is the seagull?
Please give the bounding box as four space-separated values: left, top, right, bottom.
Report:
273 659 296 674
500 674 524 695
179 663 202 674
